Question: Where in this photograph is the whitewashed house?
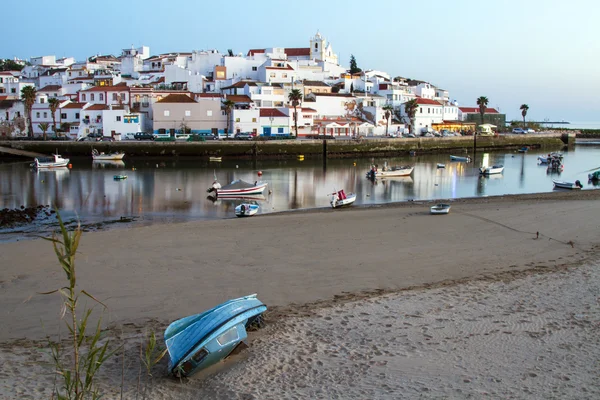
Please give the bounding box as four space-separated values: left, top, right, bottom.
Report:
59 102 86 138
0 98 26 137
120 45 150 77
78 84 130 107
409 82 435 99
101 107 145 139
0 72 34 97
259 63 297 85
400 97 444 134
304 92 357 117
153 93 226 136
259 108 289 136
38 68 68 88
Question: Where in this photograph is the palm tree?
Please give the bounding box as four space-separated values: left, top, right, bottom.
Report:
476 96 489 152
48 97 60 135
382 104 394 136
21 86 36 137
520 104 529 128
222 99 235 139
288 89 302 138
403 99 419 136
38 122 50 141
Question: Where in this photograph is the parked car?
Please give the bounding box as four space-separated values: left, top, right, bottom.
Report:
512 128 525 134
124 133 136 140
99 136 115 142
234 132 256 140
525 128 536 133
134 132 154 141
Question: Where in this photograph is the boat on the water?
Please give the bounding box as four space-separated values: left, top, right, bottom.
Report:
517 147 529 153
450 155 471 162
207 179 268 196
235 203 259 217
366 163 413 179
113 175 127 180
91 148 125 161
164 294 267 378
479 165 504 175
553 180 582 190
437 163 445 169
209 156 222 162
32 153 70 169
330 189 356 208
430 203 451 214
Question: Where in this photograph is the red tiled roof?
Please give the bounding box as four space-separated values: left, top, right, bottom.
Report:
82 85 130 92
156 93 196 103
247 49 266 56
285 48 310 57
225 95 253 103
379 83 390 90
459 107 499 114
38 85 61 92
259 108 287 118
196 93 222 98
301 108 317 113
415 97 442 106
221 80 258 90
62 102 86 109
85 104 109 110
265 64 294 70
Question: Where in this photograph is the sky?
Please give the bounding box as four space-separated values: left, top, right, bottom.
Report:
4 0 599 122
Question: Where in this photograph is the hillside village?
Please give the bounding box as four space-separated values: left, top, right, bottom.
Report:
0 32 505 140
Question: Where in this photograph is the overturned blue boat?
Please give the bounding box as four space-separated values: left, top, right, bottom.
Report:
164 294 267 378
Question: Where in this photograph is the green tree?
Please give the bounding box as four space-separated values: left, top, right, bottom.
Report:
222 99 235 139
38 122 50 140
383 104 394 136
21 86 37 137
403 99 419 136
520 104 529 128
48 97 60 135
349 55 361 74
288 89 302 138
0 59 25 71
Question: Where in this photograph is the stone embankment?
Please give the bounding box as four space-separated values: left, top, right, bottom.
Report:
0 133 571 160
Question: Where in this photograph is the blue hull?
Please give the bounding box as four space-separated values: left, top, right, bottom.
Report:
165 294 267 377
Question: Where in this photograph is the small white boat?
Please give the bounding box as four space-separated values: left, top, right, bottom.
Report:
437 164 445 168
430 203 451 214
91 149 125 161
553 180 583 190
479 165 504 175
330 190 356 208
208 179 268 196
32 153 70 169
537 155 548 164
209 156 222 162
366 163 413 179
450 155 471 162
235 203 259 217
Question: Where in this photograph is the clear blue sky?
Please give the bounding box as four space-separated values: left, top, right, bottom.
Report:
4 0 599 122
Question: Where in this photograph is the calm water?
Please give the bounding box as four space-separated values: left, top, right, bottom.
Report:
1 145 599 241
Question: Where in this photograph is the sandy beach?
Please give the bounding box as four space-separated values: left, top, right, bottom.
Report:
0 190 599 398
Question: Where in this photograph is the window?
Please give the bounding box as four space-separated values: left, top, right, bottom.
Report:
164 110 170 116
269 73 275 78
282 73 287 78
36 112 40 118
99 94 104 101
185 110 191 117
75 113 80 119
315 43 318 49
40 98 45 103
221 111 226 116
116 116 121 122
11 88 16 93
252 66 257 71
419 108 422 114
112 93 118 101
82 94 86 101
278 128 284 133
43 112 47 118
192 348 208 363
90 94 95 101
61 113 67 119
252 118 256 122
207 110 213 117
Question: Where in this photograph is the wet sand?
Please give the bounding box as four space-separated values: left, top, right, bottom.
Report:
0 191 599 398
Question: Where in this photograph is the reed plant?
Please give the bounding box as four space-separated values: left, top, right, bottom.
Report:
41 211 116 400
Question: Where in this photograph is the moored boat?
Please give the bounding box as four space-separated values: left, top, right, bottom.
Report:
366 163 413 179
588 171 600 181
91 148 125 161
450 155 471 162
517 147 529 153
164 294 267 378
207 179 268 196
330 189 356 208
553 179 582 190
209 156 222 162
113 174 127 180
235 203 259 217
430 203 451 214
32 153 70 169
437 163 445 168
479 165 504 175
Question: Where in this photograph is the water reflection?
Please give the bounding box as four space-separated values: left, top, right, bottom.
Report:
1 146 599 239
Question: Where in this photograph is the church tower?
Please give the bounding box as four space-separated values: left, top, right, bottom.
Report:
309 31 339 65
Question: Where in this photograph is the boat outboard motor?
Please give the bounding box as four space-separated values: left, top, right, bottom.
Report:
576 180 583 188
240 204 246 215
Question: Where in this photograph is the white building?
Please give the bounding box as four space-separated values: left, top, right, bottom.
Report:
309 31 339 64
0 98 26 137
38 68 68 88
101 108 145 139
400 97 444 134
120 45 150 77
0 72 34 97
259 108 289 136
304 92 357 117
409 82 435 99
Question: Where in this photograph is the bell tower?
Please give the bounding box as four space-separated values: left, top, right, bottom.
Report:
310 31 325 61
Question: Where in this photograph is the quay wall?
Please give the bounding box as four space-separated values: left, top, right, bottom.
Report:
0 135 567 160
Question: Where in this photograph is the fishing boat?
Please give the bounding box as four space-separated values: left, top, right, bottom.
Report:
91 148 125 161
209 156 222 162
330 189 357 208
366 163 413 179
479 165 504 175
32 153 70 169
430 203 451 214
537 155 548 164
588 171 600 181
450 155 471 162
164 294 267 378
517 147 529 153
553 180 582 190
207 179 268 196
113 175 127 180
235 203 259 217
437 163 445 168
